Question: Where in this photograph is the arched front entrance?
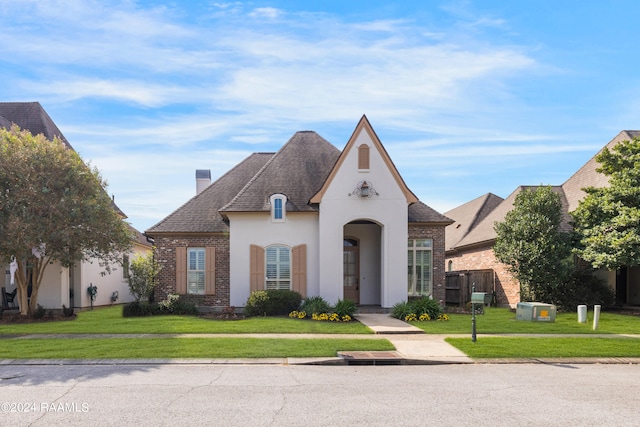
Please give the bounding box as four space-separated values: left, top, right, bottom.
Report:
343 220 381 305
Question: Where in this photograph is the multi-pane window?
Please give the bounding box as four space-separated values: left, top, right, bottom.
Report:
188 248 205 295
266 246 291 290
407 239 432 297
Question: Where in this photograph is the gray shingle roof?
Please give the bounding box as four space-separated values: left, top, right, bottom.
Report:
221 131 341 213
0 102 72 149
408 201 454 224
449 186 572 251
146 152 274 233
148 127 451 233
444 193 503 250
562 130 640 212
446 130 640 252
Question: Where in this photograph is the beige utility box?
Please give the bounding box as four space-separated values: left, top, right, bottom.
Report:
516 302 557 322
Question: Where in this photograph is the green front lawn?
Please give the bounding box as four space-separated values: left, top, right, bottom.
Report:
447 336 640 359
0 305 372 335
0 337 394 359
410 307 640 335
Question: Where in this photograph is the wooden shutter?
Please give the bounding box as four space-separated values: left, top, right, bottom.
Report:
358 144 370 170
292 244 307 298
205 247 216 295
175 247 186 294
250 245 265 293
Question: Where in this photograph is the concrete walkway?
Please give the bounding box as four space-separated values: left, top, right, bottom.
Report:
347 313 474 364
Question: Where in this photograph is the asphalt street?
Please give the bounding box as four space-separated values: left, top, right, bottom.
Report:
1 363 638 426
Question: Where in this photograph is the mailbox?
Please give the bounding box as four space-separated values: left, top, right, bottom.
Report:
471 292 486 304
471 292 492 305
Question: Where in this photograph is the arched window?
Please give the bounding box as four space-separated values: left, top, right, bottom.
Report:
270 194 286 222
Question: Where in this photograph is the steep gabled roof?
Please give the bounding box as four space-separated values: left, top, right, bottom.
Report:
449 186 570 251
0 102 72 149
146 152 274 234
562 130 640 212
220 131 341 213
444 193 503 251
310 115 418 204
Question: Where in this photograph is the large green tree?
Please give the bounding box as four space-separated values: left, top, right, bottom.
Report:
0 125 133 315
571 137 640 270
494 186 573 301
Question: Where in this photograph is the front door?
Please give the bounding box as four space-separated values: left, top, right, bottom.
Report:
343 239 359 303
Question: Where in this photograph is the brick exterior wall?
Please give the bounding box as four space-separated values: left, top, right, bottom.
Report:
154 234 230 307
409 224 447 305
446 244 520 306
155 225 450 309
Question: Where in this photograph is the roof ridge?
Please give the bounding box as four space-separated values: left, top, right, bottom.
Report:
219 132 313 212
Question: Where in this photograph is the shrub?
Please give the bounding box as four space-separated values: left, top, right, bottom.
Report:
33 304 46 319
333 299 356 318
245 290 302 316
391 297 443 321
409 297 442 319
158 293 198 315
127 249 162 303
550 270 615 311
123 301 159 317
391 301 412 320
300 296 331 315
62 304 74 317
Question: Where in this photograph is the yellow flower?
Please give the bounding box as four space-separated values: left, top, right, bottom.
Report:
437 314 450 321
419 313 431 321
342 315 352 322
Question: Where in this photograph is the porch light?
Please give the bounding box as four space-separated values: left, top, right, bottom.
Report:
360 181 370 198
350 180 378 198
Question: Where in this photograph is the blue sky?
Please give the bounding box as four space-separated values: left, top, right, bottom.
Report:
1 1 639 231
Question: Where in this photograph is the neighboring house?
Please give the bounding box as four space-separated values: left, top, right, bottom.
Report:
445 130 640 307
146 116 452 309
0 102 151 310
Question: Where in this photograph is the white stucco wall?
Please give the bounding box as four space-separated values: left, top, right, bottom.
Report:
228 211 319 307
317 128 409 307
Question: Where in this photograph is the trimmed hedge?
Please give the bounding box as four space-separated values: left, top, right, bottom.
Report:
244 290 302 317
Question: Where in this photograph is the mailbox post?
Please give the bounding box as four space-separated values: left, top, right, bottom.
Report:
470 286 487 342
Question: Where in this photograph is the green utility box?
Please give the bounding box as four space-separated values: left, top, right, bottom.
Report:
516 302 557 322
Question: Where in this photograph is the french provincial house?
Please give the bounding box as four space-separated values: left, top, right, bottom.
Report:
444 130 640 307
146 116 453 309
0 102 151 310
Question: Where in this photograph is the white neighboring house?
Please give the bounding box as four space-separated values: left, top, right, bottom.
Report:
0 102 152 311
147 116 452 309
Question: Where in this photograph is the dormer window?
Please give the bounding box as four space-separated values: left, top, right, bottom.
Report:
270 194 286 222
358 144 370 171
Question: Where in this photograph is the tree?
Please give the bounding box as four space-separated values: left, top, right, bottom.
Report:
493 186 572 301
571 137 640 270
0 125 133 315
127 249 161 303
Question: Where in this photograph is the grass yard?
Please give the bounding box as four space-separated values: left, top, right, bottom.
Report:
409 307 640 335
0 305 372 335
0 337 394 359
446 336 640 359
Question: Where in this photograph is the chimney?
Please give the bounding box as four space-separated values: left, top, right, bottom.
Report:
196 169 211 194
